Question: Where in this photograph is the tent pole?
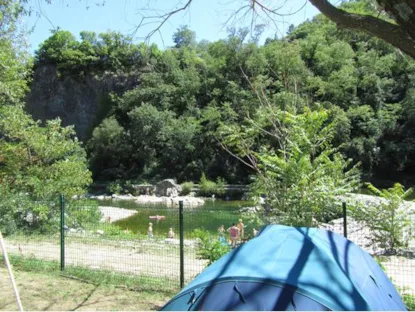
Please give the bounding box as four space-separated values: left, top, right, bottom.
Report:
0 232 24 311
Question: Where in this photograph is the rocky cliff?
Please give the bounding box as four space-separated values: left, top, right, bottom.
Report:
26 64 139 141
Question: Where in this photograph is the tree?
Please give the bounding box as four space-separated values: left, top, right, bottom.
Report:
125 0 415 60
173 25 196 48
0 0 92 200
0 0 30 106
22 0 415 59
29 1 415 185
88 116 129 180
0 106 92 199
219 103 360 226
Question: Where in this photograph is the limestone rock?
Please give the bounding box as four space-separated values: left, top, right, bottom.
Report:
155 179 182 197
26 64 139 141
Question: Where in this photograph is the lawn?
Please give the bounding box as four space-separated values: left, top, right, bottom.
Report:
0 267 173 311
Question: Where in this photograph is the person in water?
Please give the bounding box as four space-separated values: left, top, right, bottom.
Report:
237 219 245 239
218 225 225 237
227 223 240 248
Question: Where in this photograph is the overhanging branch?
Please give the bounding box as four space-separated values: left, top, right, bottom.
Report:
309 0 415 59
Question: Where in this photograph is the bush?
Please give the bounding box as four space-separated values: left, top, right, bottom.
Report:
66 199 101 229
215 177 226 196
108 181 123 195
180 182 194 195
198 173 227 197
0 195 22 235
199 173 217 196
0 194 60 235
403 294 415 311
350 183 415 252
193 229 230 266
0 192 101 235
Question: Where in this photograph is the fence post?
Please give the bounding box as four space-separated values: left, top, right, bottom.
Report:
179 200 184 288
60 194 65 271
342 202 347 238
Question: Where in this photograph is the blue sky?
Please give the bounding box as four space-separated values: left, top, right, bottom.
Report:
24 0 320 53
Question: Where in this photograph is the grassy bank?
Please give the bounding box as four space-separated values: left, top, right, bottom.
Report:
0 255 175 311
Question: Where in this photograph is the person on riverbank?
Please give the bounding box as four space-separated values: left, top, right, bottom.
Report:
227 223 240 248
148 222 153 238
168 227 175 239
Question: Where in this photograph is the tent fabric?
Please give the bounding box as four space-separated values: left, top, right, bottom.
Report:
161 225 407 311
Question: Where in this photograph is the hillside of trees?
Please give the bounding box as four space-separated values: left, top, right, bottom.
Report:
26 1 415 187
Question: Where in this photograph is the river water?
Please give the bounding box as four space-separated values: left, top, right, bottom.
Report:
98 199 257 238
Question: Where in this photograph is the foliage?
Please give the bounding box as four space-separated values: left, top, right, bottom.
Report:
180 182 194 195
173 25 196 48
66 199 101 229
403 294 415 311
0 192 100 235
36 30 142 73
0 0 94 235
198 173 226 197
350 183 415 252
215 177 226 196
222 107 361 226
199 173 216 196
193 229 230 266
0 0 30 106
0 106 92 199
107 180 123 195
0 194 23 235
27 0 415 187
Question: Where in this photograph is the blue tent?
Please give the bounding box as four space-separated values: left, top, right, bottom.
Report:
161 225 407 311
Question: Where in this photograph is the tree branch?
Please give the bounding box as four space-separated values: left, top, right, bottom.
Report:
214 135 259 172
309 0 415 59
132 0 193 41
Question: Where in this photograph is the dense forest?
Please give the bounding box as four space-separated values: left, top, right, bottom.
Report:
30 1 415 187
3 0 415 194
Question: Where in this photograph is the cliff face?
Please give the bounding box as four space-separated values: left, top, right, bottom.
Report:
26 64 139 141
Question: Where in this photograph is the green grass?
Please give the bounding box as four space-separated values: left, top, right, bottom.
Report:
4 254 414 310
63 266 178 293
8 254 60 272
0 265 172 311
6 254 178 294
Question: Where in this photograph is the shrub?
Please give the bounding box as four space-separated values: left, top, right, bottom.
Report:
0 194 60 235
180 182 194 195
66 199 101 229
108 181 123 195
193 229 230 266
350 183 415 252
0 193 100 235
215 177 226 196
403 294 415 311
199 173 217 196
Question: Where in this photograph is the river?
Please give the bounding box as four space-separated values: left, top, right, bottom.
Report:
98 199 256 238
